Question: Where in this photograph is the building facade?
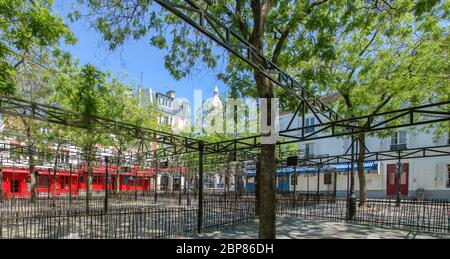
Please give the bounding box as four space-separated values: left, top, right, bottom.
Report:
276 108 450 200
138 88 191 132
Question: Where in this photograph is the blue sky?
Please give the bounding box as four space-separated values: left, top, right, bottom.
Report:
53 0 227 104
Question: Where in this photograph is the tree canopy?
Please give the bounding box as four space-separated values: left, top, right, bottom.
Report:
0 0 75 95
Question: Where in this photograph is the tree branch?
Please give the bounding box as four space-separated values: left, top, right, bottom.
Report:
271 0 330 64
358 29 379 57
203 0 250 39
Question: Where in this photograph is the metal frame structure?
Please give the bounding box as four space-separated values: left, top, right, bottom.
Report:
278 144 450 166
147 0 450 155
153 0 341 122
0 95 200 150
0 0 448 236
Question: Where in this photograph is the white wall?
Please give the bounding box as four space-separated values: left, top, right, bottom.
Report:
279 112 450 197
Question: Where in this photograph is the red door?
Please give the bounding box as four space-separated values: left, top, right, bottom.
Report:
387 163 409 196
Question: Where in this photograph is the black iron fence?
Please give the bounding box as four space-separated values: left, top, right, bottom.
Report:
277 195 450 234
1 192 449 238
0 206 198 239
0 192 256 239
202 193 256 231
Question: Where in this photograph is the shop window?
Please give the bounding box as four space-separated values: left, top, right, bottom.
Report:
324 173 332 185
40 176 49 188
60 177 65 190
10 180 19 193
93 176 103 185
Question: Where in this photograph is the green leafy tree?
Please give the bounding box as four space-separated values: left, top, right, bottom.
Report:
74 0 448 237
0 0 75 95
3 57 53 202
103 80 160 195
75 0 340 238
0 0 74 202
61 64 109 213
292 0 449 206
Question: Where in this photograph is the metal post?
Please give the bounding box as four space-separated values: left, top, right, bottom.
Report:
178 157 182 206
69 164 72 206
347 164 350 196
255 158 260 216
47 168 51 200
197 141 204 233
306 161 310 195
187 163 191 206
134 167 138 201
0 155 3 204
293 165 297 197
154 151 158 204
347 134 357 220
317 162 321 203
333 170 338 201
104 157 109 213
396 152 402 207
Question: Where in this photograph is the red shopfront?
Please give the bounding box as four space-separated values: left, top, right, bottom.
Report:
2 166 30 198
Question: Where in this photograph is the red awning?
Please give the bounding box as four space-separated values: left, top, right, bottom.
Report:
37 170 79 176
2 167 29 174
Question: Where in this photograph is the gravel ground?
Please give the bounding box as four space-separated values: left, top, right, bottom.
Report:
184 216 450 239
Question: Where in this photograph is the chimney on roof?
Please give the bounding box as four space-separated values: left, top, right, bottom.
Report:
167 90 176 99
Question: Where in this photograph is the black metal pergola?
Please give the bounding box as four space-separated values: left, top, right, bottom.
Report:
0 0 448 234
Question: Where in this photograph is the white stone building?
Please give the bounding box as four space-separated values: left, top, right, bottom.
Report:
137 88 191 132
276 107 450 200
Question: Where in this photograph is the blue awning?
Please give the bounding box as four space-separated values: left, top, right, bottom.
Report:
245 161 378 177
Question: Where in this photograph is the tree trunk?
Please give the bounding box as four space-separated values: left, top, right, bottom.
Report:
0 161 3 203
86 159 93 214
253 68 276 239
29 148 37 203
357 132 367 207
115 150 122 195
52 146 60 207
259 144 276 239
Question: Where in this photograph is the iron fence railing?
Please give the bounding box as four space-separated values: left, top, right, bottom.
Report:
277 195 450 234
1 192 449 239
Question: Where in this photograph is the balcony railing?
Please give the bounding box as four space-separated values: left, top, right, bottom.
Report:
390 143 407 151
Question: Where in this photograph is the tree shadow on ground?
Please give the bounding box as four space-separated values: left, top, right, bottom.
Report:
186 217 450 239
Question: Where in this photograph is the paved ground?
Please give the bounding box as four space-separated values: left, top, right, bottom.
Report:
186 216 450 239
